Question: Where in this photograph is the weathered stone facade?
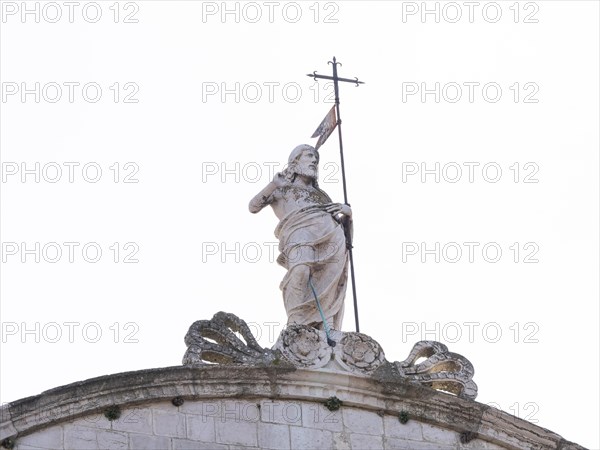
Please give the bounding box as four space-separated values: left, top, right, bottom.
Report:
9 399 506 450
0 365 585 450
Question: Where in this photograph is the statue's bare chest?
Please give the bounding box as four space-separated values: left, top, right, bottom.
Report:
278 185 329 206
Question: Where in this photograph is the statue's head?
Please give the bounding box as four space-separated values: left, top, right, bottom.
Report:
285 144 320 182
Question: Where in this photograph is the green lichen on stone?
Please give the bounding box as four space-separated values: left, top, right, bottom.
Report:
1 437 15 449
104 405 122 421
460 431 478 443
324 396 343 411
399 410 409 424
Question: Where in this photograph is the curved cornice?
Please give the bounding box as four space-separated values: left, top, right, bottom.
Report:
0 365 584 450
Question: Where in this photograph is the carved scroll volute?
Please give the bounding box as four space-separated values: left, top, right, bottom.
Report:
395 341 478 400
183 312 273 365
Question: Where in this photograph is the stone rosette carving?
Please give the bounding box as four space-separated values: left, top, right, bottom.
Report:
335 332 385 374
273 324 331 369
182 312 478 400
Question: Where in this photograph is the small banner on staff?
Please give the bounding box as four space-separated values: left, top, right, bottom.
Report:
311 105 337 150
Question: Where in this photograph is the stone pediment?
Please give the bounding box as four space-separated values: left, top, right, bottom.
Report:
0 311 585 449
0 363 585 449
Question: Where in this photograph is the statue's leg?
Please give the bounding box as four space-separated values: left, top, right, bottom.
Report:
283 241 318 325
284 263 311 314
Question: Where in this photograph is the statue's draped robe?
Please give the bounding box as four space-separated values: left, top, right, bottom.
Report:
274 204 349 330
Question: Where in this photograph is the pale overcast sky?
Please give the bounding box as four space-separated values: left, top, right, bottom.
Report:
1 1 599 448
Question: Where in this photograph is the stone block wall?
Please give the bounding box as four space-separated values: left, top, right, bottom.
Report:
1 366 584 450
13 399 507 450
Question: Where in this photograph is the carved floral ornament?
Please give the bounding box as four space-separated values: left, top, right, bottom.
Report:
276 325 330 368
337 332 386 374
183 312 478 400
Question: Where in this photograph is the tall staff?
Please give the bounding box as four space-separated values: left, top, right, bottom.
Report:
307 57 364 333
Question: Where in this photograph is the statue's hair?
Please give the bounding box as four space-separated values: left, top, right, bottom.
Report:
287 144 320 166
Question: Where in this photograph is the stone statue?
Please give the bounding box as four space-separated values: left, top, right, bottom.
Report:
249 144 352 331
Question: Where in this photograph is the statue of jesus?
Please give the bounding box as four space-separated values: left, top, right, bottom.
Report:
249 144 352 331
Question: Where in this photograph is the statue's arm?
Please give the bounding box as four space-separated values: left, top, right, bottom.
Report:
324 203 353 247
249 184 275 213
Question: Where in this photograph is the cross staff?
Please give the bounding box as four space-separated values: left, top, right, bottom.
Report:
307 56 364 333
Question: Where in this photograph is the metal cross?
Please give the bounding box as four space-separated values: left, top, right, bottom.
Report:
307 57 365 333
